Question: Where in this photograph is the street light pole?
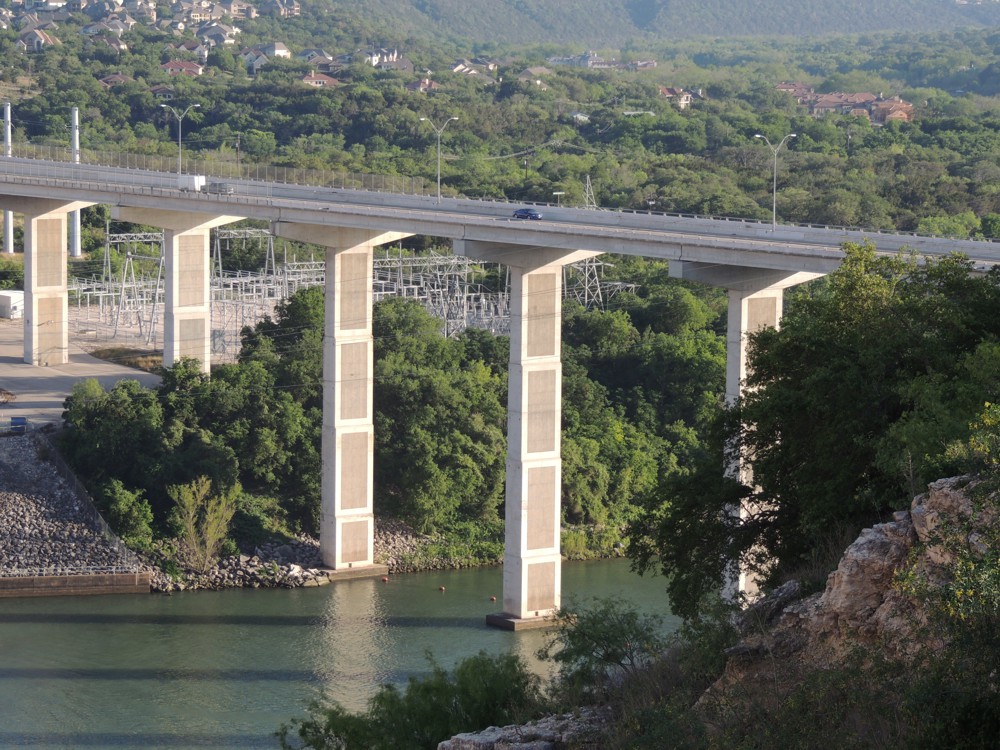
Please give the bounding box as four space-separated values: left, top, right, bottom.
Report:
754 132 796 229
419 116 457 203
160 103 200 175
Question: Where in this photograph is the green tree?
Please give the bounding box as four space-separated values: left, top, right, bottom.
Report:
168 476 239 573
632 242 1000 616
99 479 154 549
538 596 668 700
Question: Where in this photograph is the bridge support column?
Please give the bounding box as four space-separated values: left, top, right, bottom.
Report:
114 208 244 372
1 198 92 366
671 261 825 598
726 287 783 407
272 224 408 573
458 241 598 630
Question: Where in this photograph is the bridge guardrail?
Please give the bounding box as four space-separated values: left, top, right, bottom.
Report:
2 149 999 261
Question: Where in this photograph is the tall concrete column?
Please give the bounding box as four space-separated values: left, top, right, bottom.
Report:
670 261 823 406
114 208 244 372
457 240 598 629
272 223 407 573
500 263 564 622
726 287 783 407
0 197 92 365
671 261 824 597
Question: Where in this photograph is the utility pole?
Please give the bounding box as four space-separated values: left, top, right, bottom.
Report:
69 107 81 258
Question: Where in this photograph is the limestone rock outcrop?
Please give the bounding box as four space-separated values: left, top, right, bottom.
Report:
708 475 987 705
437 707 611 750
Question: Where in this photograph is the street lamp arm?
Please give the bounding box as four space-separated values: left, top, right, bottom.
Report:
419 116 459 202
160 103 201 175
754 132 796 229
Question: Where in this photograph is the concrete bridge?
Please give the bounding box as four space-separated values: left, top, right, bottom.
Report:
3 156 998 628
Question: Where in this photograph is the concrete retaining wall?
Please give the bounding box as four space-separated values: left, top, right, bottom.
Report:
0 571 151 598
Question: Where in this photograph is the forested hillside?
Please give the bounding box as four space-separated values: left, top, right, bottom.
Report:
330 0 1000 46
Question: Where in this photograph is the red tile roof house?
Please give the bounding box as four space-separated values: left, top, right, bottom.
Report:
301 71 339 87
160 59 203 76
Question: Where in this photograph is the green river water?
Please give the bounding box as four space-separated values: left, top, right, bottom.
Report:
0 558 678 749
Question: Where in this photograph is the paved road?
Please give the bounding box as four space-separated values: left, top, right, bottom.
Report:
0 317 160 428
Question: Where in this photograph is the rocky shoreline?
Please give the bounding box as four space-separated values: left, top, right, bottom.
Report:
143 521 423 592
0 431 497 592
0 433 138 576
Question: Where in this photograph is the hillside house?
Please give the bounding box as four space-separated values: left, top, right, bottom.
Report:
219 0 255 18
198 21 239 45
406 77 441 93
658 86 693 109
150 83 175 100
517 66 552 87
776 81 815 104
301 71 339 87
249 41 289 58
95 34 127 52
99 72 132 87
260 0 298 16
17 27 59 51
160 59 203 76
296 48 332 64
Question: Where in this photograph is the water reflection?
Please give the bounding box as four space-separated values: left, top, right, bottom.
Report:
0 559 675 749
314 577 386 704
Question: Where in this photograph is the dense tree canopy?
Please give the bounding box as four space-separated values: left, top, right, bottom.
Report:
61 266 724 551
631 243 1000 617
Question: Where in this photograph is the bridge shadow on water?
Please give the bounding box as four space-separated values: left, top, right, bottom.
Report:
0 612 487 628
0 732 275 747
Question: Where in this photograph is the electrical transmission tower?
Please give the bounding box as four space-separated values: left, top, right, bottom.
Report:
583 175 598 209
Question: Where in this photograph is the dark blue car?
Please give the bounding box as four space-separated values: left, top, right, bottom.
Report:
512 208 543 220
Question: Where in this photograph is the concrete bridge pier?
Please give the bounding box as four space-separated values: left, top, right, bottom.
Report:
114 208 245 372
273 224 408 574
671 261 825 597
0 198 93 366
459 241 599 630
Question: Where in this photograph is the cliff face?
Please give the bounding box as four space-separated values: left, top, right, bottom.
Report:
705 476 990 703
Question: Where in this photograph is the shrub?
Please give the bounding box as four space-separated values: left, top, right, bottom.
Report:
539 596 667 702
278 651 542 750
99 479 154 550
168 476 238 572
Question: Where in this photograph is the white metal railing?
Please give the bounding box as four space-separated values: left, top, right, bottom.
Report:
4 142 431 195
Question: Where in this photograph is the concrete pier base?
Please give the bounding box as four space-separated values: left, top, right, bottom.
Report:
319 563 390 582
485 612 556 631
271 224 409 574
670 260 825 599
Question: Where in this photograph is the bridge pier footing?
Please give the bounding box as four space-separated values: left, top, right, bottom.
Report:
672 261 826 599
